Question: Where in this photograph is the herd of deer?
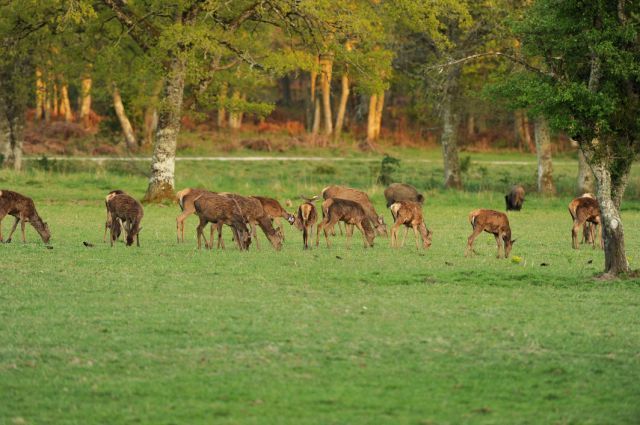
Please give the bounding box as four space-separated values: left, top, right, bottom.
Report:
0 183 605 258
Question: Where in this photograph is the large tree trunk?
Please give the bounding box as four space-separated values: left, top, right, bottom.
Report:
577 148 595 194
319 54 333 135
112 84 137 150
2 116 24 171
534 117 556 195
591 150 631 276
143 58 185 203
79 75 92 128
441 65 462 189
333 72 349 141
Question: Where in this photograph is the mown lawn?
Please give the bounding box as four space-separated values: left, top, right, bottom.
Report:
1 152 639 424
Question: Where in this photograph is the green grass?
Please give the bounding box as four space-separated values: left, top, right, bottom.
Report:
1 151 639 424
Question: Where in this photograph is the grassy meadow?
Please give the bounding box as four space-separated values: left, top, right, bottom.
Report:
1 150 640 424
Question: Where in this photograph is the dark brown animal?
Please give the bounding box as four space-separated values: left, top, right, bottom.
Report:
389 201 432 249
107 193 144 247
568 193 597 245
317 198 375 248
176 188 212 243
193 193 252 250
251 196 295 240
104 190 126 243
505 185 525 211
297 195 318 249
321 185 387 236
221 193 283 250
0 190 51 244
571 196 602 249
466 209 515 259
384 183 424 208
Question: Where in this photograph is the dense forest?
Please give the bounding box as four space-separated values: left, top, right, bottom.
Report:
0 0 638 276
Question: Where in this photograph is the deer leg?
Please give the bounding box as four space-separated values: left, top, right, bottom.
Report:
572 220 581 249
20 219 26 243
345 221 355 249
412 225 421 250
355 221 370 248
0 214 4 242
6 217 20 243
401 226 409 247
390 221 401 248
465 227 483 257
495 234 503 258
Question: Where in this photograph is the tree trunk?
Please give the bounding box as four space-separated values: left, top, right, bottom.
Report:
228 90 243 130
591 155 631 276
521 112 534 153
79 76 92 128
2 116 24 171
374 91 385 139
144 106 158 147
43 83 51 123
319 54 333 135
112 84 137 150
217 82 227 129
52 82 59 118
441 65 462 189
35 68 45 121
143 58 185 203
366 93 378 142
310 70 321 137
60 83 73 122
333 73 349 141
534 117 556 195
577 149 595 195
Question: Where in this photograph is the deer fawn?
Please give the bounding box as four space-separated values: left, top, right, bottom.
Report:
0 190 51 244
389 201 432 249
570 196 602 249
107 193 144 247
317 198 375 248
321 185 387 236
297 195 318 249
569 193 598 246
466 209 515 259
193 192 251 250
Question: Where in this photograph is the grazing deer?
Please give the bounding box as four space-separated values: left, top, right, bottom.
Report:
570 196 602 249
317 198 375 248
193 192 251 250
297 195 318 249
0 190 51 244
220 193 283 251
384 183 424 208
251 196 295 241
505 185 525 211
389 201 433 249
176 188 212 243
104 190 125 243
107 193 144 247
568 193 597 245
465 209 515 259
321 185 387 236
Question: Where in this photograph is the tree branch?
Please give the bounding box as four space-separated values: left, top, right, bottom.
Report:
426 51 556 79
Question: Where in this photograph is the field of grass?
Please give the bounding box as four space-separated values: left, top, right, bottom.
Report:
1 150 639 424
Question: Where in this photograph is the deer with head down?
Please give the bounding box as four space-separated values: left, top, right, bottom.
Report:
220 193 283 251
0 190 51 244
193 192 252 250
103 190 126 243
465 209 515 259
568 193 598 246
321 185 387 237
251 196 295 241
389 201 432 249
296 195 318 249
317 198 375 248
107 193 144 247
570 196 602 249
176 188 213 243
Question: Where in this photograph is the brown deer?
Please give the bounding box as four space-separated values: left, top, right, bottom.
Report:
297 195 318 249
107 193 144 247
384 183 424 208
220 193 283 251
389 201 433 249
176 188 212 243
568 193 597 245
103 189 126 243
251 196 295 241
505 185 525 211
193 193 252 250
465 209 515 259
317 198 375 248
0 190 51 244
321 185 387 236
571 196 603 249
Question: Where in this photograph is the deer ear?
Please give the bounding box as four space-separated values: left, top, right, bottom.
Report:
511 239 517 244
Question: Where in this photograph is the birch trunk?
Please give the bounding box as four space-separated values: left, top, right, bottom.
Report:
143 57 185 202
592 155 631 276
217 82 227 128
112 85 137 150
441 66 462 189
333 73 349 141
366 94 378 142
374 91 384 139
534 117 556 195
319 54 333 135
60 84 73 122
577 149 595 194
80 76 92 128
